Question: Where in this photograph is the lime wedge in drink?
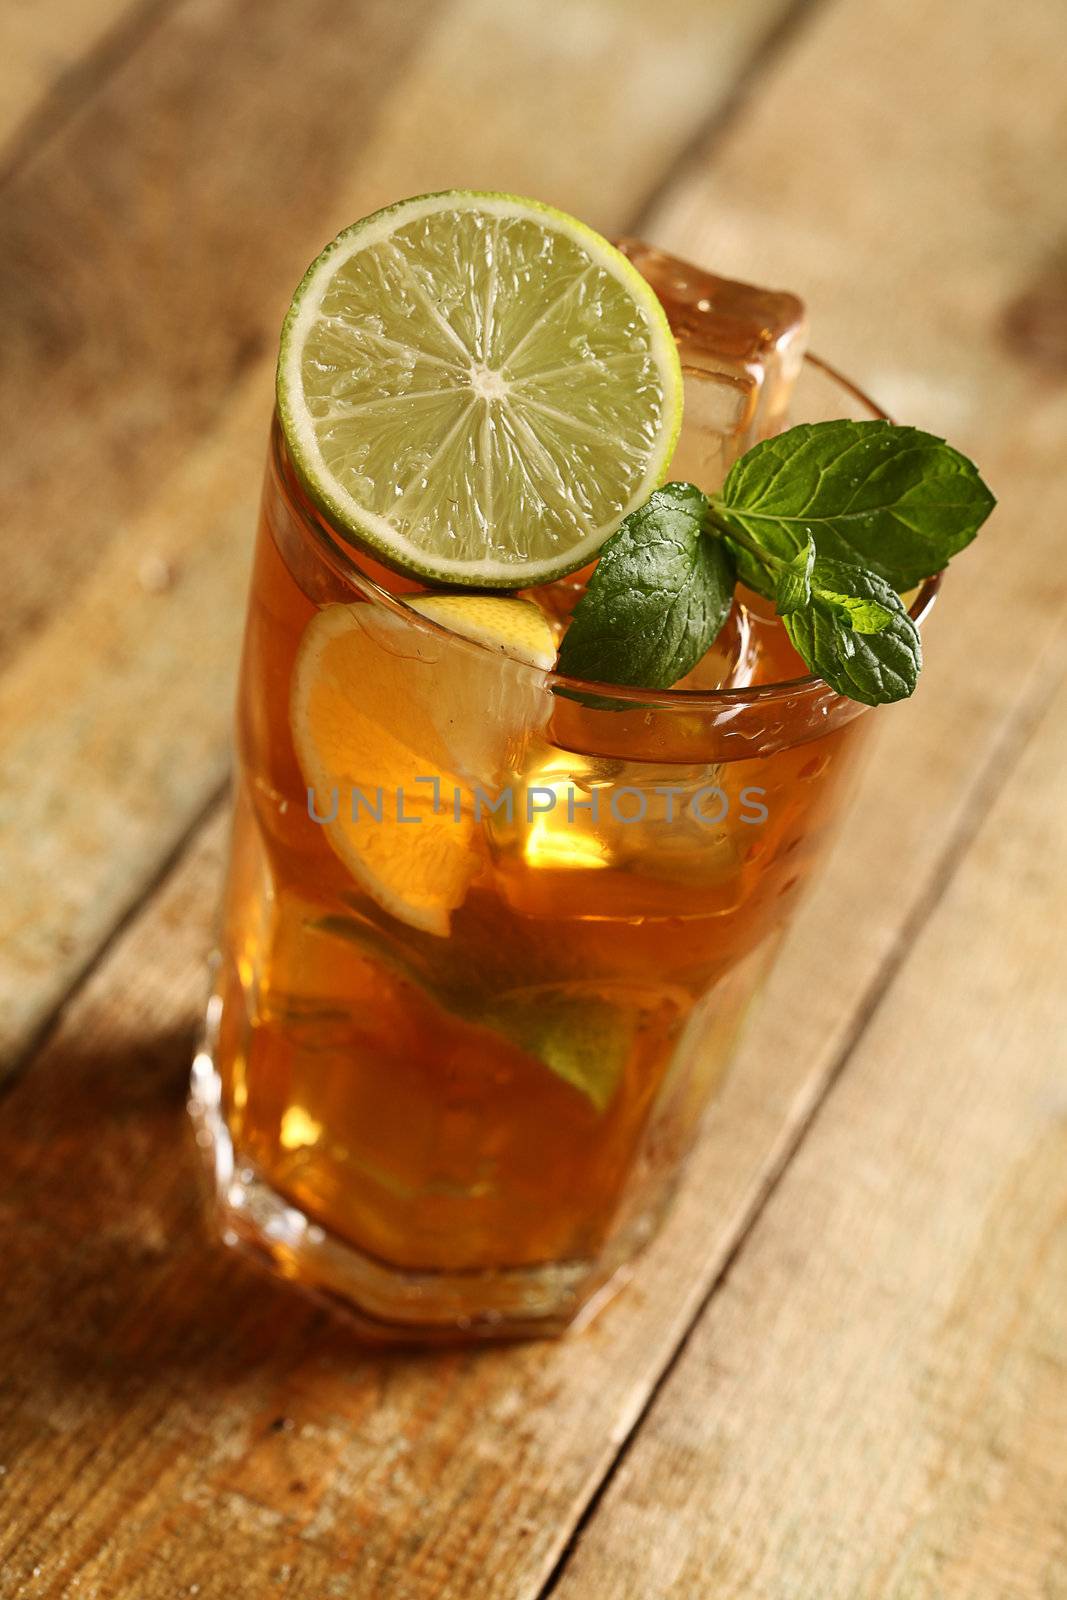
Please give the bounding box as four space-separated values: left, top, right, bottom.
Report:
277 191 683 587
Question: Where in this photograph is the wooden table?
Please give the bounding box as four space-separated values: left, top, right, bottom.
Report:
2 0 1066 1594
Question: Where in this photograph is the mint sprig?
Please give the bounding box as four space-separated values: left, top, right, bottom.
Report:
556 419 995 707
716 420 994 590
556 483 735 689
783 556 921 704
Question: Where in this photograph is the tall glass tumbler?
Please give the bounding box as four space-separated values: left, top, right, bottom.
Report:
191 348 938 1340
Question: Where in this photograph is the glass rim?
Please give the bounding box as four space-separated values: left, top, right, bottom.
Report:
271 351 942 712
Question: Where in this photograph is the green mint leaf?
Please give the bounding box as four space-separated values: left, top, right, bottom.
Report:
783 557 922 705
556 482 736 688
817 593 895 633
809 555 896 633
775 537 816 616
716 419 995 592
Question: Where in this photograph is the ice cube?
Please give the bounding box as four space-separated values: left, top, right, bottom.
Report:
617 239 808 484
484 743 751 920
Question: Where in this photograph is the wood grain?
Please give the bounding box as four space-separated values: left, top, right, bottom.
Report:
0 0 794 654
550 547 1067 1600
545 1 1067 1591
0 0 441 667
0 633 1058 1600
2 0 1066 1592
0 0 802 1073
0 0 167 166
649 0 1067 426
0 374 264 1067
2 358 1065 1599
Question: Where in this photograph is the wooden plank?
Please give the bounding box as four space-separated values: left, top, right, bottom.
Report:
0 643 1057 1600
0 374 264 1065
0 0 793 659
549 540 1067 1600
2 1 1065 1596
3 580 1065 1598
342 0 803 240
3 251 1066 1600
0 0 802 1073
541 1 1067 1591
647 0 1067 422
0 0 441 669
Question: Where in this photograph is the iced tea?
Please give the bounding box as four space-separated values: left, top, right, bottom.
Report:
192 242 938 1337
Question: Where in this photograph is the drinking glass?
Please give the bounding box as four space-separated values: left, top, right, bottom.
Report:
191 330 938 1340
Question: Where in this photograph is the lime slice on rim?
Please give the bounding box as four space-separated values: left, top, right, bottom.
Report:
277 190 683 587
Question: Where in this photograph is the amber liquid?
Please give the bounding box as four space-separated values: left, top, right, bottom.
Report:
210 439 865 1281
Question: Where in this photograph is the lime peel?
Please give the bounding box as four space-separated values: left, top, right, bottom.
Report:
278 190 683 588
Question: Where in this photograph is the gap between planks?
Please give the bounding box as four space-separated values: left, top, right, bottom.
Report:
0 0 183 189
627 0 832 234
2 776 230 1092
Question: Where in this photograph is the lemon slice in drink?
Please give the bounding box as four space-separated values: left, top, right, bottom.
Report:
407 593 556 669
277 191 682 586
291 595 556 935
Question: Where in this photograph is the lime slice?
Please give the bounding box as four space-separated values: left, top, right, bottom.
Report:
277 190 682 587
290 595 555 935
481 982 686 1111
